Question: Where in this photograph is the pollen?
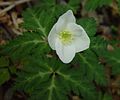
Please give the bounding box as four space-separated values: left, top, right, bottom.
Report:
59 30 73 44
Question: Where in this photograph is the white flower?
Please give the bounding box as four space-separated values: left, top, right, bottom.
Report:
48 10 90 63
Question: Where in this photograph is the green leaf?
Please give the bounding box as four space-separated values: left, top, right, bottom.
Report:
78 18 97 37
104 48 120 75
117 0 120 13
22 8 55 36
40 0 56 5
40 0 80 13
0 57 9 67
98 92 112 100
90 37 108 55
79 37 108 85
103 93 112 100
85 0 112 11
0 69 10 85
77 50 107 85
15 56 97 100
67 0 80 12
9 66 16 74
1 32 49 61
53 0 80 18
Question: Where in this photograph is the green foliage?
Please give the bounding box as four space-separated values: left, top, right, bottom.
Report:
0 69 10 85
117 0 120 12
78 18 97 37
104 48 120 75
22 8 55 36
66 0 80 12
15 56 97 100
0 57 10 85
77 50 107 85
98 92 112 100
85 0 113 11
1 0 120 100
1 32 49 61
103 93 112 100
0 56 9 67
90 37 108 55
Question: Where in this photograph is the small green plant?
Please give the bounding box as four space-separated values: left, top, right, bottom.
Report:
0 0 120 100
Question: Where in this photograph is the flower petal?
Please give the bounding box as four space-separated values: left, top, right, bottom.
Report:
48 24 57 50
67 23 90 52
56 10 76 33
55 38 75 63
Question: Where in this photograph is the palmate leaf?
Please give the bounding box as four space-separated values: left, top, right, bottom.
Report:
87 37 108 85
90 37 108 55
72 37 108 85
84 0 112 11
15 56 97 100
0 8 97 61
1 32 49 60
22 8 55 36
77 16 107 85
1 6 56 60
76 50 107 86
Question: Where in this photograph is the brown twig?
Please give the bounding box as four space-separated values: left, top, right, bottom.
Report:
0 2 12 6
0 0 32 14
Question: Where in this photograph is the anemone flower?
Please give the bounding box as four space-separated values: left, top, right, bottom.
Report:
48 10 90 63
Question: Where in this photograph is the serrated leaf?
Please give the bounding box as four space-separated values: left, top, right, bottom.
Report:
15 56 97 100
1 32 49 61
90 37 108 55
77 50 107 85
22 8 55 36
78 18 97 37
85 0 112 11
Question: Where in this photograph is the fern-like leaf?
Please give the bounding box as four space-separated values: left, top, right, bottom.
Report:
1 32 49 60
15 56 97 100
77 50 107 85
91 37 108 55
22 8 55 36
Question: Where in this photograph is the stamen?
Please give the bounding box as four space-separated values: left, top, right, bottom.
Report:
59 30 73 44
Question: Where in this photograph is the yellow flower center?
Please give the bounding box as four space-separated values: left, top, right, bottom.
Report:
59 31 73 44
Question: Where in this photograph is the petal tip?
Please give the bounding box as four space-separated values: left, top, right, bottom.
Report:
66 10 74 15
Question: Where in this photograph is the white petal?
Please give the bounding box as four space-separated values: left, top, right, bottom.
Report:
48 24 57 50
55 38 75 63
56 10 76 33
74 36 90 52
67 23 90 52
